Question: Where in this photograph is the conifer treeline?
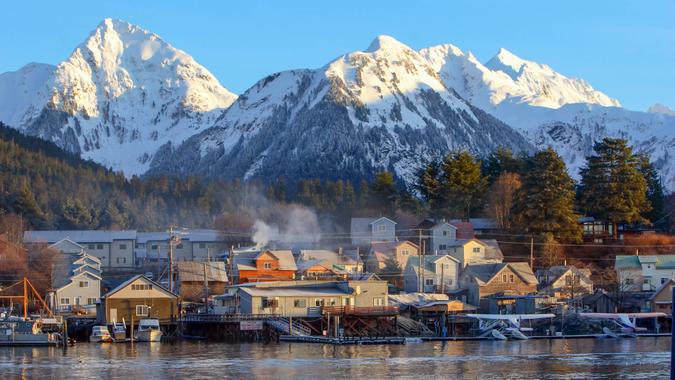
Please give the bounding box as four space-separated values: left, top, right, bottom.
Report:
0 122 669 237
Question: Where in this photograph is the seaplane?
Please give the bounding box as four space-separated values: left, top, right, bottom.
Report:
578 312 666 338
466 314 555 340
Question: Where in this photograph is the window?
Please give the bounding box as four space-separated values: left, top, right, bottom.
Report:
151 244 158 250
120 244 127 250
443 264 449 269
401 250 409 256
502 274 507 283
327 298 337 306
439 244 447 250
425 279 434 286
643 279 650 285
199 243 206 249
509 274 514 283
136 305 149 316
60 298 70 305
342 298 354 306
262 298 279 308
442 231 448 236
177 243 183 249
79 281 89 288
315 298 325 307
472 247 480 253
123 257 127 264
88 244 95 250
293 299 307 308
116 258 120 264
87 298 96 305
132 284 153 290
263 262 272 269
373 297 385 306
378 225 386 232
97 244 103 249
447 279 453 285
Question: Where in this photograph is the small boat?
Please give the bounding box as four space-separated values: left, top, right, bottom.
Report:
136 319 162 342
0 319 58 346
90 325 113 343
111 321 127 341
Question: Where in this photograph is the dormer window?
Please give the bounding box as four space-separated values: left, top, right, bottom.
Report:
263 262 272 269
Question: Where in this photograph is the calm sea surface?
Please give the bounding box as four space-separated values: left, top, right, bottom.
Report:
0 337 670 379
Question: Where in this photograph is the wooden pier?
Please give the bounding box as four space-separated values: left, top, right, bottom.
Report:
181 314 279 343
280 335 406 345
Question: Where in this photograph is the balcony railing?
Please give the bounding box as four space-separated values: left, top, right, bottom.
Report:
321 306 399 316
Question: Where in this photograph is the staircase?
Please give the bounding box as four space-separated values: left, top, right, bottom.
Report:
267 317 312 336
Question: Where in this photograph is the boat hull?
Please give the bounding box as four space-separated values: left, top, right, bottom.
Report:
136 330 162 342
90 335 113 343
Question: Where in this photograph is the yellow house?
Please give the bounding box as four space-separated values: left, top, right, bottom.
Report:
447 239 503 267
367 241 419 272
649 279 675 315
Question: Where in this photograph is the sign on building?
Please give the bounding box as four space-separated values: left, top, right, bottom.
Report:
240 320 263 331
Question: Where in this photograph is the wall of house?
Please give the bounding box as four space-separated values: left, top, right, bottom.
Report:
431 226 456 253
550 273 594 296
110 239 134 267
371 219 396 242
394 242 419 270
477 268 537 302
179 281 227 302
82 242 112 267
238 270 296 283
102 297 177 325
55 276 101 308
192 242 226 261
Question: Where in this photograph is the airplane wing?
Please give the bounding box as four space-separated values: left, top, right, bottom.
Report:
465 314 554 320
579 312 666 319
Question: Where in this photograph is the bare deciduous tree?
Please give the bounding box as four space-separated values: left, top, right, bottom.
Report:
486 172 521 230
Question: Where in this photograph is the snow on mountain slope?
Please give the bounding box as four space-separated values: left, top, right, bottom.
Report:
421 44 675 191
0 63 55 127
148 35 533 186
648 103 675 116
0 18 237 175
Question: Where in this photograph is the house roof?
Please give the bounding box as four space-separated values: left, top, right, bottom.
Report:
176 261 228 283
51 252 102 289
389 293 449 307
137 229 223 244
649 279 675 301
464 262 537 286
299 250 362 266
432 222 458 231
406 255 459 274
25 230 137 243
238 286 348 297
102 274 177 299
444 239 488 248
351 217 396 236
232 250 298 272
49 238 85 253
467 218 498 230
448 221 475 239
537 266 592 285
615 255 675 270
371 241 418 254
582 289 613 304
297 259 337 273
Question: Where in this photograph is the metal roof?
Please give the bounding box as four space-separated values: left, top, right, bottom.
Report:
25 230 137 243
176 261 228 283
239 286 347 297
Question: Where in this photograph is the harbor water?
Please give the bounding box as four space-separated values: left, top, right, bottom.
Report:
0 337 670 379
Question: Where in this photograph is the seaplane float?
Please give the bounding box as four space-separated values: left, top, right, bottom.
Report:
578 312 666 338
466 314 555 340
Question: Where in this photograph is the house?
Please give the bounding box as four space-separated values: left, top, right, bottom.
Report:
232 250 297 283
615 254 675 292
648 279 675 315
582 289 617 313
97 274 178 325
298 250 364 273
446 239 503 267
49 250 102 313
447 220 476 239
229 280 389 316
403 255 460 293
366 241 420 273
297 259 346 280
136 229 227 263
350 217 397 245
464 218 500 235
175 261 229 302
459 262 538 306
49 238 86 255
536 265 594 298
429 223 458 253
24 230 136 269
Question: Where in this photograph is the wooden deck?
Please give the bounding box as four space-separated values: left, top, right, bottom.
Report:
322 306 399 316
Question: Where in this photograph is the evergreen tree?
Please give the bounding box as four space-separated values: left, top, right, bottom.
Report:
380 254 403 287
13 183 45 228
579 138 650 237
482 147 524 183
637 155 667 230
512 148 581 241
441 151 487 219
370 171 398 216
416 162 443 218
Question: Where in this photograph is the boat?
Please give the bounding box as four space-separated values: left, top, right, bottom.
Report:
90 325 113 343
0 319 58 346
111 321 127 341
136 318 162 342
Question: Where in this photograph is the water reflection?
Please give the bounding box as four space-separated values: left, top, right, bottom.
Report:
0 338 670 379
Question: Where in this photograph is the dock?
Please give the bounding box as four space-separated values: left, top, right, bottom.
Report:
280 335 406 345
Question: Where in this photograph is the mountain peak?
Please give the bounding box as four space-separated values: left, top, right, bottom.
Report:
365 35 411 53
485 48 526 80
647 103 675 116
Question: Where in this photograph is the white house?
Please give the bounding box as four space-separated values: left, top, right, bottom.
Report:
430 222 458 253
350 217 397 245
447 239 504 267
536 265 594 298
615 255 675 292
403 255 460 293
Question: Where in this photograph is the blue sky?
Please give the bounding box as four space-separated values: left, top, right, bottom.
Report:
2 1 673 111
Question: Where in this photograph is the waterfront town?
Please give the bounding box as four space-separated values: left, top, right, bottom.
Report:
1 213 673 346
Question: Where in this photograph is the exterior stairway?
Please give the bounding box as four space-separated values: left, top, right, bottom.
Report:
266 317 312 336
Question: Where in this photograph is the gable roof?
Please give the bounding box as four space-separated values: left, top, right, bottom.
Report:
448 221 475 239
649 279 675 301
537 265 592 285
25 230 137 244
49 238 85 253
615 255 675 270
407 255 459 274
232 250 298 272
176 261 228 283
371 241 419 254
299 250 361 266
464 262 538 286
103 274 177 299
370 216 396 225
432 222 458 231
444 239 489 248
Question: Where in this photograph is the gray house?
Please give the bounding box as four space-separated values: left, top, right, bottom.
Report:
403 255 460 293
350 217 397 245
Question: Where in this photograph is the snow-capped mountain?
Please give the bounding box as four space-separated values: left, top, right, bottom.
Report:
147 35 533 185
648 103 675 116
421 44 675 190
0 18 236 175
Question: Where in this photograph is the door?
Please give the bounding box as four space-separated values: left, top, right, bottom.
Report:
110 308 117 323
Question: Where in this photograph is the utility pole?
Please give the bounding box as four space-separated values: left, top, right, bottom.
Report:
168 226 178 292
530 236 534 270
203 261 209 313
421 240 426 293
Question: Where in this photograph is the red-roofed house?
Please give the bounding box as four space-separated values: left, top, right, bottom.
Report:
449 221 475 240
